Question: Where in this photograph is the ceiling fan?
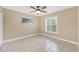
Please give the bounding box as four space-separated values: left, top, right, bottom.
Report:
30 6 47 14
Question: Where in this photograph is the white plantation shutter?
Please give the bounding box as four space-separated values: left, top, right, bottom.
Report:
46 16 58 33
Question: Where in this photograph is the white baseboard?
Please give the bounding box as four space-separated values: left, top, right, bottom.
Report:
40 33 78 45
1 33 78 46
3 33 39 43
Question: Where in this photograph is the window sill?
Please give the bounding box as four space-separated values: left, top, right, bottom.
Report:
46 31 58 34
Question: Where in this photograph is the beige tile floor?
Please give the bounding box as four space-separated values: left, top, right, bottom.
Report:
0 35 78 52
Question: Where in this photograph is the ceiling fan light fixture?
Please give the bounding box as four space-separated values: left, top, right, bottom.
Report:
36 10 40 14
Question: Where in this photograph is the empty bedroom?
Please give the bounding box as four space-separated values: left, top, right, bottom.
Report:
0 6 79 52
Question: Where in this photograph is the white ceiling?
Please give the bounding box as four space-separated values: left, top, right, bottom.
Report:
3 6 74 16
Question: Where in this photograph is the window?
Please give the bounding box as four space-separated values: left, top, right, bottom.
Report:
21 17 32 24
45 16 58 33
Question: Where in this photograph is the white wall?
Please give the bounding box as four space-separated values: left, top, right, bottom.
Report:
3 8 40 40
40 7 78 42
0 12 3 47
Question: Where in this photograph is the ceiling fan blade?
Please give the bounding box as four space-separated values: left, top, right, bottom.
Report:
40 10 47 13
41 6 47 9
29 11 35 13
30 6 36 10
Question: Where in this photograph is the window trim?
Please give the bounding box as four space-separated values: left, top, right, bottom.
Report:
45 16 58 34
